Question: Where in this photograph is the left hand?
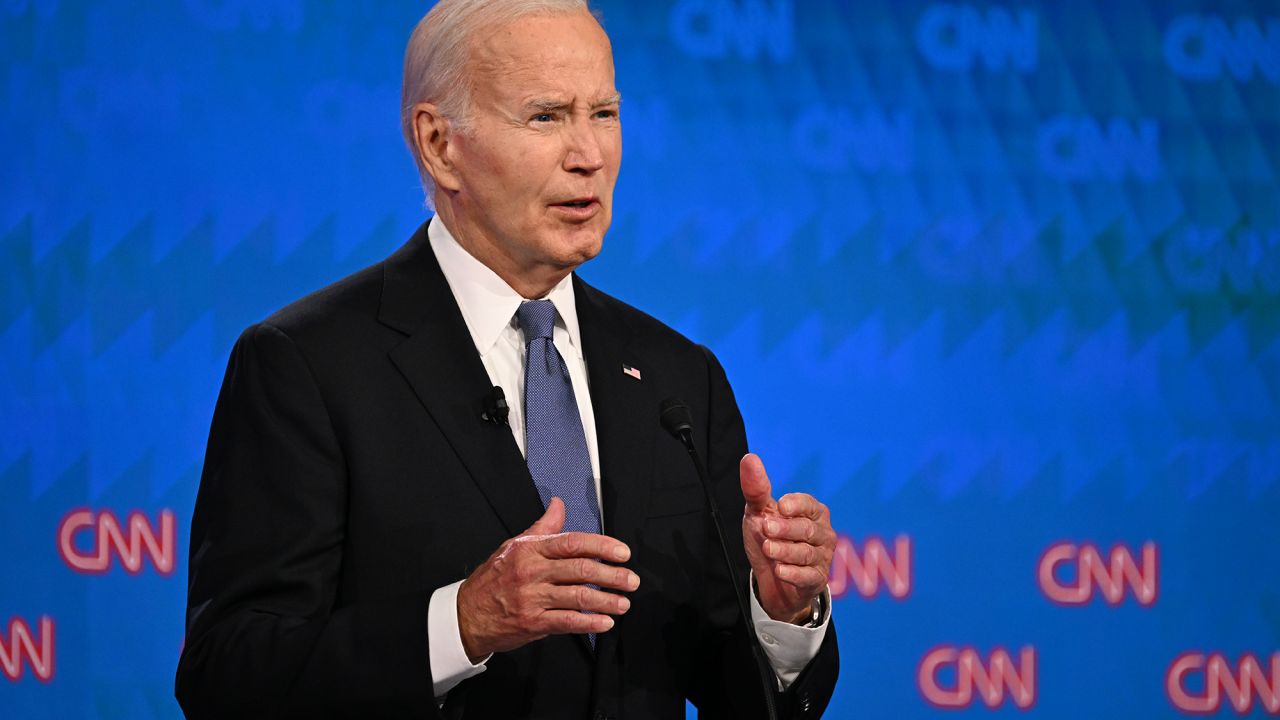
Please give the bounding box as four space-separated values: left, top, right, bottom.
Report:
740 453 836 624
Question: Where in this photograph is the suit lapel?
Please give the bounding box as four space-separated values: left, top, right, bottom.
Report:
380 222 544 537
574 276 656 557
575 277 659 696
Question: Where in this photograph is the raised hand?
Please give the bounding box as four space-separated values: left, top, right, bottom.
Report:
739 453 836 624
456 497 641 661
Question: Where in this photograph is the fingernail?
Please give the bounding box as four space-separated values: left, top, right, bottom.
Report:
613 545 629 561
766 520 779 535
618 597 631 612
628 572 640 590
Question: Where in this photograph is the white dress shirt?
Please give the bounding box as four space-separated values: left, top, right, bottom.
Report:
424 218 830 698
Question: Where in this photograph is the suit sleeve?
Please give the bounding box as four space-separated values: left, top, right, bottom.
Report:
689 346 840 719
175 323 441 719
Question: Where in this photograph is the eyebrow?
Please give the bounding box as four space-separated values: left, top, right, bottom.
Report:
522 93 623 112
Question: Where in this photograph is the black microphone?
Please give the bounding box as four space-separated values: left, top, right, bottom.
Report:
659 398 779 720
481 386 509 426
659 398 694 438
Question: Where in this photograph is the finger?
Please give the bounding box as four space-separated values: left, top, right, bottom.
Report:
545 557 641 591
739 453 776 515
544 584 633 615
542 531 631 562
778 493 828 522
762 539 818 566
762 516 821 543
524 497 566 536
539 609 615 636
774 563 829 590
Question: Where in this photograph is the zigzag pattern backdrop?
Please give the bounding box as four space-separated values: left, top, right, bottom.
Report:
3 1 1278 718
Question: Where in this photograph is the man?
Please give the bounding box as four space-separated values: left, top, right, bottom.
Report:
175 1 839 717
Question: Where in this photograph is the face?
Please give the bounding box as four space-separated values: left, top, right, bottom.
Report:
432 9 621 293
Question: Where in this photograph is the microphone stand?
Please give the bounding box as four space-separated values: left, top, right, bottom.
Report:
661 399 780 720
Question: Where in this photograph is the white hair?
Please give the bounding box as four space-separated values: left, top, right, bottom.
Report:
400 0 593 206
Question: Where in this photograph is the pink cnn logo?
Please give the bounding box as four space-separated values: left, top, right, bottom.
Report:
58 508 176 575
918 645 1037 711
1167 651 1279 715
827 533 910 600
1 616 54 683
1037 541 1157 607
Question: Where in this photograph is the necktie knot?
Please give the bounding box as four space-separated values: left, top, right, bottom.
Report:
516 299 557 342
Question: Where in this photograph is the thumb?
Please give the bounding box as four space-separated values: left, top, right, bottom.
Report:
740 453 776 515
525 497 566 536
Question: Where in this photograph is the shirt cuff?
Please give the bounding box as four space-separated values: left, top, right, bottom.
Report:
428 580 491 698
748 571 831 690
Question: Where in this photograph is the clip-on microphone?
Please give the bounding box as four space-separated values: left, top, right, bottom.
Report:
481 386 510 426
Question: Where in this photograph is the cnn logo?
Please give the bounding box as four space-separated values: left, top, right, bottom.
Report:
1 616 54 682
58 508 176 575
918 645 1036 710
1038 541 1157 607
827 534 911 600
1167 651 1279 715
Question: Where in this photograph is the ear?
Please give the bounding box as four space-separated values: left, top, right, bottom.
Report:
413 102 463 194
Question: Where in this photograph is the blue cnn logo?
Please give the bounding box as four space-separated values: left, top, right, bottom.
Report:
1163 225 1280 294
669 0 793 62
1164 15 1279 84
916 4 1039 73
1037 115 1162 182
793 105 913 173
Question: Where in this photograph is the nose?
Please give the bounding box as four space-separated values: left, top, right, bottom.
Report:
563 116 606 175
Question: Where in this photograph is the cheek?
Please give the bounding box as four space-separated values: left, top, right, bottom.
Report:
487 146 557 203
470 145 517 185
603 134 623 179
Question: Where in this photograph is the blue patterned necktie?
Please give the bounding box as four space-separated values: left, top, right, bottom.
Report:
517 300 600 534
517 300 601 646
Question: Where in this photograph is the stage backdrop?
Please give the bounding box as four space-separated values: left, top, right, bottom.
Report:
3 1 1278 717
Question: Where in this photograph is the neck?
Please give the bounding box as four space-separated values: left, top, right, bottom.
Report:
433 200 569 300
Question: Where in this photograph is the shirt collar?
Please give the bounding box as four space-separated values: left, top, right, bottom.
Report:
428 217 583 357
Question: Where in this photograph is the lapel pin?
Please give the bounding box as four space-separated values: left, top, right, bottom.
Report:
622 364 642 381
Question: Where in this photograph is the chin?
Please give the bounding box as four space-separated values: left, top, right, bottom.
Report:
558 239 603 269
553 224 607 264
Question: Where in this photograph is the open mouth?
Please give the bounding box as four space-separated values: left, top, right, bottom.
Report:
552 197 598 210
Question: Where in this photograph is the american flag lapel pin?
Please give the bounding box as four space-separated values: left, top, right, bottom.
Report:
622 363 642 381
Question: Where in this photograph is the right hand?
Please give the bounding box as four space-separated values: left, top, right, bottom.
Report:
456 498 640 662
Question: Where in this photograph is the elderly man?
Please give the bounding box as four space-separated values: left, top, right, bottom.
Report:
175 1 839 718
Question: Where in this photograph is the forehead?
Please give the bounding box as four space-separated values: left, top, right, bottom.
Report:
470 10 616 101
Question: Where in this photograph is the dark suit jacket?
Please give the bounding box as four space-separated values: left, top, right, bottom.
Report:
175 221 838 719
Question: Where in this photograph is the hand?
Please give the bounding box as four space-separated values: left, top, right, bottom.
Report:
456 498 641 662
740 453 836 624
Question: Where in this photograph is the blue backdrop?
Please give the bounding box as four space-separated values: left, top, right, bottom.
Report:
3 1 1279 717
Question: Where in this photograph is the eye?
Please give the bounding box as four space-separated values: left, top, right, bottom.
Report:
531 113 555 123
594 108 619 120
